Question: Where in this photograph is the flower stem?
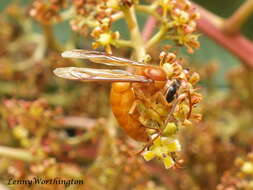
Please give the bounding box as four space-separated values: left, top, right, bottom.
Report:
142 16 157 42
136 4 161 21
192 2 253 67
115 39 133 48
42 25 62 52
122 6 146 60
142 2 253 68
223 0 253 34
0 146 34 162
146 24 169 50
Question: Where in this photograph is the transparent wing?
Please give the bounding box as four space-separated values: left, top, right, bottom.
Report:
61 49 155 68
53 67 153 83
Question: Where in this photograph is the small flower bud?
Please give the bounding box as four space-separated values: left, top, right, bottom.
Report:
163 63 174 77
179 11 190 23
191 12 200 20
183 119 192 126
13 125 28 139
98 33 111 45
173 8 181 17
163 122 178 136
191 113 202 122
159 51 166 60
184 0 191 10
235 158 244 167
91 26 102 38
144 54 152 63
113 31 120 39
191 95 202 105
189 72 200 85
183 25 194 34
241 162 253 174
165 53 176 63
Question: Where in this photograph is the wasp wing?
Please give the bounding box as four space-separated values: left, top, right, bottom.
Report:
53 67 152 83
61 49 155 68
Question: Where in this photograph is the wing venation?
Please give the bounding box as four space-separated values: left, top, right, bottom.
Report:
53 67 153 83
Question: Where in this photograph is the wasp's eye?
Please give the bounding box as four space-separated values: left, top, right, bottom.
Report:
165 80 181 103
166 85 177 103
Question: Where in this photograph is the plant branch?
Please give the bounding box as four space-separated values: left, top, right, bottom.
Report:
146 22 174 50
192 2 253 67
111 12 124 22
145 25 166 49
142 2 253 68
0 146 34 162
136 4 161 21
142 15 157 42
42 25 62 52
115 39 133 48
122 6 146 60
222 0 253 34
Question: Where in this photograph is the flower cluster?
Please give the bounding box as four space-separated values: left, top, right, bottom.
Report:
1 99 61 148
155 0 200 53
69 0 199 54
217 152 253 190
84 140 152 189
30 0 66 25
91 19 120 54
140 52 202 169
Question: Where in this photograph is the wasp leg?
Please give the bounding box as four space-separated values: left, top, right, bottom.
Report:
187 91 192 119
128 100 142 115
152 91 171 106
165 93 179 123
136 132 161 155
134 88 152 104
170 152 185 169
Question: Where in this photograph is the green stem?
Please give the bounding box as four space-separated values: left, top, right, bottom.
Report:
223 0 253 34
136 4 161 21
0 146 34 162
115 39 133 47
42 25 61 52
66 132 95 145
122 6 146 60
146 25 167 50
111 12 124 22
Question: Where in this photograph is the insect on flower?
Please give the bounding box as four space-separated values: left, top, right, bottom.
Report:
53 50 195 143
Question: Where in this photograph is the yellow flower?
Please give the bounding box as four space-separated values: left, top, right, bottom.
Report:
142 136 181 169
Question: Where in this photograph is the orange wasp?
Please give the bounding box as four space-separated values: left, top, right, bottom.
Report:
54 50 184 142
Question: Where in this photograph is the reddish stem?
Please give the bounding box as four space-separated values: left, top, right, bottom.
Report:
194 2 253 67
141 3 253 68
142 16 157 42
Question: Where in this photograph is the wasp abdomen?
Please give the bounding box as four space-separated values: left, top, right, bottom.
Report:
110 82 149 142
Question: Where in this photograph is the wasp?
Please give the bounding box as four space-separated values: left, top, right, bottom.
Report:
53 50 187 142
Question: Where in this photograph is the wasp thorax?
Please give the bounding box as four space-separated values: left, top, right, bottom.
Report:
144 67 167 81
